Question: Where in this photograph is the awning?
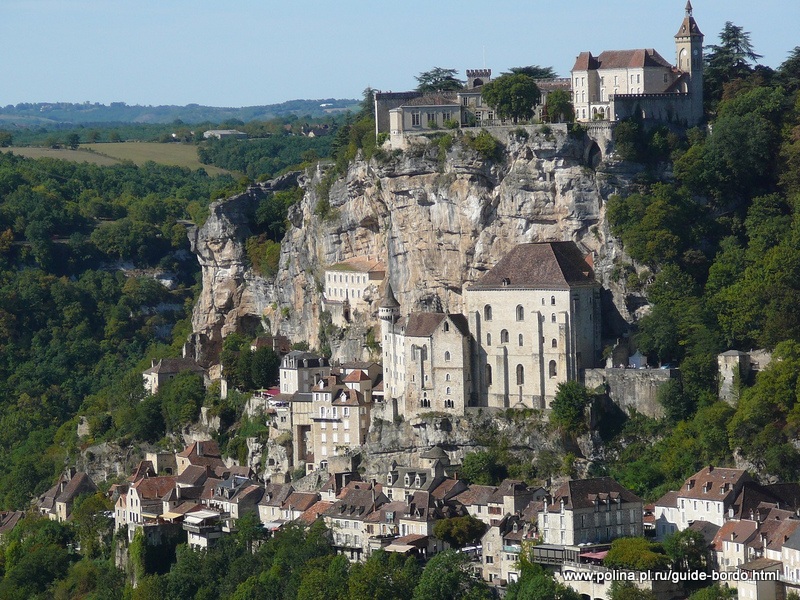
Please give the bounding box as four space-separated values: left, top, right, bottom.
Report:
385 543 416 553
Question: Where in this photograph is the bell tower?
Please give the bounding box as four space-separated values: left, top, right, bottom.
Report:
675 1 704 122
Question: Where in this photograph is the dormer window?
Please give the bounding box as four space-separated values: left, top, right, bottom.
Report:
404 474 411 487
387 473 393 485
415 475 421 487
502 278 511 286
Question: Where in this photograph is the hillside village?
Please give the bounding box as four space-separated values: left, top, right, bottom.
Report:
5 2 797 599
37 7 786 599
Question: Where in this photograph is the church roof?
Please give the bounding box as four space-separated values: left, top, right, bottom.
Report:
675 1 703 38
404 313 447 338
468 242 596 291
380 282 400 309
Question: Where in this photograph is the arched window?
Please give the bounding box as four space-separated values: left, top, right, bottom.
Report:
518 334 524 346
549 360 557 378
552 338 558 348
487 333 492 346
516 364 524 385
484 305 492 321
551 313 556 323
445 399 454 408
446 387 451 395
516 305 524 321
501 330 509 344
485 364 492 386
551 295 556 305
446 373 451 381
444 351 451 362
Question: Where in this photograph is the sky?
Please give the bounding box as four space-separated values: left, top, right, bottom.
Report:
1 0 797 108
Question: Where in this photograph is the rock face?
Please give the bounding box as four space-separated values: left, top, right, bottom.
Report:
189 126 640 365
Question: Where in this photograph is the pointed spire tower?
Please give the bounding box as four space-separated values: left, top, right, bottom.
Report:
379 281 400 323
674 0 704 124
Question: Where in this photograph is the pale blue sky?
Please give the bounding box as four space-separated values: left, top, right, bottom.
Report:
1 0 797 107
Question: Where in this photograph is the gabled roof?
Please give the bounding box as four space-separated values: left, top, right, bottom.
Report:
143 357 205 376
132 476 176 500
572 49 673 72
402 94 459 107
679 466 750 502
282 492 319 513
489 480 530 504
176 465 210 487
259 483 294 507
343 369 370 383
546 477 642 511
655 490 679 508
454 485 498 507
297 500 334 525
404 313 446 338
712 519 758 551
128 460 156 482
468 242 596 291
57 472 97 505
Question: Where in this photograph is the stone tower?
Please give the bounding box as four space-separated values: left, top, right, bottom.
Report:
379 282 401 400
675 0 704 122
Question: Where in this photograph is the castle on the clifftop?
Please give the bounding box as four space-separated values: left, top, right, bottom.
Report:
374 1 703 145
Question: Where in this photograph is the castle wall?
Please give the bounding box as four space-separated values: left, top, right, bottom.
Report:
611 93 700 127
584 367 679 418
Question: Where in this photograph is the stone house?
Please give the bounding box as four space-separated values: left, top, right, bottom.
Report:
258 483 294 528
538 477 643 545
481 514 534 585
465 242 601 410
36 469 97 523
379 296 471 419
322 257 385 327
142 357 206 395
654 465 753 532
324 480 388 561
452 484 499 526
176 439 225 475
571 2 704 126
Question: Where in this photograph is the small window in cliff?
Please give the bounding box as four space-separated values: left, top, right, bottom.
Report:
484 305 492 321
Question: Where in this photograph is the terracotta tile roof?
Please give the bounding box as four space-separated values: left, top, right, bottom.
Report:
176 465 209 486
297 500 334 525
546 477 642 512
282 492 319 513
132 476 176 500
454 485 498 506
233 484 265 506
468 242 596 290
712 520 758 551
128 460 156 482
58 472 97 504
404 313 446 338
679 466 751 502
572 52 599 72
343 370 370 383
489 480 529 504
402 94 459 107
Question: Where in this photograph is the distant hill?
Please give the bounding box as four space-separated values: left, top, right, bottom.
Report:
0 99 360 126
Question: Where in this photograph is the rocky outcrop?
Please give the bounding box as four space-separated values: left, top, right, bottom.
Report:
189 126 642 365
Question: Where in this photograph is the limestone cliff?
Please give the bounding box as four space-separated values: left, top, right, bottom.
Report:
189 125 643 365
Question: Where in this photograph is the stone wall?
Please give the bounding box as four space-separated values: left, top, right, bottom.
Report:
584 367 679 418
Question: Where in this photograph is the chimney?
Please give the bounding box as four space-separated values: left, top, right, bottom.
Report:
709 465 714 473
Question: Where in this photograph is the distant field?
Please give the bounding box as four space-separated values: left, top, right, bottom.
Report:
83 142 235 176
2 143 236 176
1 146 120 165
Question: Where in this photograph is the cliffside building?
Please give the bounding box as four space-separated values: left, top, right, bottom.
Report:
571 1 704 125
465 242 601 410
322 257 385 327
380 241 600 417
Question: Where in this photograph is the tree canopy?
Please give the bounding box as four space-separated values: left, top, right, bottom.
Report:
415 68 465 93
481 73 541 122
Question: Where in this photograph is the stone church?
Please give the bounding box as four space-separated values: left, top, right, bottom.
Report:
379 241 601 418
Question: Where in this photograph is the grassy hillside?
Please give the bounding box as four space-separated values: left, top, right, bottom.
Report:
2 143 238 176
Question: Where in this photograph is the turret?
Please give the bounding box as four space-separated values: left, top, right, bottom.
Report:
674 0 704 124
378 282 400 323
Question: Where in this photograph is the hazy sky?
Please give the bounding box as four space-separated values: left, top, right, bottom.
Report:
1 1 797 107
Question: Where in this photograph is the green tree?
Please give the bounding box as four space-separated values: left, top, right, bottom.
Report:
432 515 487 548
604 537 670 571
545 89 575 123
347 551 421 600
704 22 763 109
664 528 709 572
65 133 80 149
609 581 658 600
251 347 280 389
549 381 592 433
481 73 541 122
504 65 558 79
687 584 737 599
412 550 492 600
461 450 508 485
415 68 464 93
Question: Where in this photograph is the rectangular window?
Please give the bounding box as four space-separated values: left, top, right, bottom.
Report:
442 111 451 122
411 112 421 127
427 112 437 125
